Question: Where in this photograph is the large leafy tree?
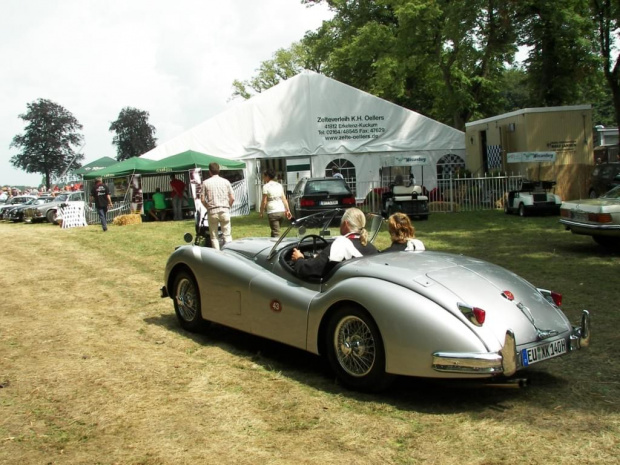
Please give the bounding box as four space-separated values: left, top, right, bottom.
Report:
109 107 157 161
10 98 84 189
231 40 327 99
240 0 616 128
516 0 599 107
592 0 620 126
265 0 520 129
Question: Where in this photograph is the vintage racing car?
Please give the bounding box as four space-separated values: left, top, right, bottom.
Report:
161 210 590 391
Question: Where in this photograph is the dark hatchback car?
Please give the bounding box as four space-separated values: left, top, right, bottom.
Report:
589 162 620 198
290 177 356 219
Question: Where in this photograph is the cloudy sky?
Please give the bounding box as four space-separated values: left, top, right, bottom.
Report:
1 0 333 187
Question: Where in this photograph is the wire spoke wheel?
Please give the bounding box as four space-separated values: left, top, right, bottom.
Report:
326 305 394 392
176 277 198 322
172 271 206 332
334 315 376 377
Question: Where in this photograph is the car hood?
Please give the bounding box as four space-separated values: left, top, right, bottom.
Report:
223 237 284 259
331 252 572 348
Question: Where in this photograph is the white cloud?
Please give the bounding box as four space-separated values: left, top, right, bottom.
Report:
0 0 332 187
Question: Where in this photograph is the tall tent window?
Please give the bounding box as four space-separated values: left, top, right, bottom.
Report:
325 159 356 195
436 153 466 184
326 159 356 182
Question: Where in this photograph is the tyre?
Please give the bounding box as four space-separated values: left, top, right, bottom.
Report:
46 209 57 224
518 203 527 217
325 305 394 392
172 271 207 332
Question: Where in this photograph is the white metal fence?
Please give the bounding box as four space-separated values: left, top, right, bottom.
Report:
350 175 524 214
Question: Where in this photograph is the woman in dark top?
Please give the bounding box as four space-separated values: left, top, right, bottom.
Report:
382 212 425 253
291 208 378 279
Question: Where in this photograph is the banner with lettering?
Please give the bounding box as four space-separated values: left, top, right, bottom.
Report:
507 152 556 163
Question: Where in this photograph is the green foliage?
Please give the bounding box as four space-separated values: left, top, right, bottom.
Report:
109 107 157 161
10 98 84 189
517 0 599 106
241 0 620 127
231 42 324 99
591 0 620 126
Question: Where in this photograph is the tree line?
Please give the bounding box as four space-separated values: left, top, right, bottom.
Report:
233 0 620 130
10 101 156 189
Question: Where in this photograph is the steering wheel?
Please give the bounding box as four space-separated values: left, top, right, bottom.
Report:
297 234 328 254
286 234 329 269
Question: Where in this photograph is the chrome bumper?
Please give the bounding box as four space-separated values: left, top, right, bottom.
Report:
432 310 590 376
560 218 620 231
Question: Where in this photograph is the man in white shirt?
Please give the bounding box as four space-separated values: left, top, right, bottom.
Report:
200 163 235 250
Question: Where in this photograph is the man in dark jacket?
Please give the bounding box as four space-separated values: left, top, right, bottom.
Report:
90 177 112 231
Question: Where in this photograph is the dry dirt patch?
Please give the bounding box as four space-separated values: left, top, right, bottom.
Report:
0 222 618 464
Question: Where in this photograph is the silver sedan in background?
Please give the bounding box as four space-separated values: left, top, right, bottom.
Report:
560 185 620 249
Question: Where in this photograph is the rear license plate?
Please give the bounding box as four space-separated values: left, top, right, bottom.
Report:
521 338 567 366
321 200 338 206
571 211 588 221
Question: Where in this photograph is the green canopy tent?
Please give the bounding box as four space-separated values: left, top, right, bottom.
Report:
82 157 158 180
73 156 117 176
150 150 248 217
150 150 246 171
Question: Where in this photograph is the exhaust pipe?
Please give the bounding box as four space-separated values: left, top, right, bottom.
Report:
485 378 529 389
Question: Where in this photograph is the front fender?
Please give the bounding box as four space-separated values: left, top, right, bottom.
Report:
308 278 490 378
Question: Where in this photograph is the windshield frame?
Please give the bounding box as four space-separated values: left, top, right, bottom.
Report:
267 209 383 260
601 185 620 200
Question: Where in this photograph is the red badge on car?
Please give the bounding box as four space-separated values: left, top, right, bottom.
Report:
270 300 282 313
502 290 515 301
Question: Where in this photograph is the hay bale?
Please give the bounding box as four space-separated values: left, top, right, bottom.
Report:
113 214 142 226
429 201 460 213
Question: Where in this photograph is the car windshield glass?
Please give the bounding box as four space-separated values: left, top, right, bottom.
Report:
267 209 383 260
305 180 350 195
55 194 69 201
601 186 620 199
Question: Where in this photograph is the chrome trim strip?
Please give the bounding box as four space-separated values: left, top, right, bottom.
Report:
432 352 504 374
432 330 518 375
579 310 590 348
559 219 620 231
569 309 591 350
433 330 519 376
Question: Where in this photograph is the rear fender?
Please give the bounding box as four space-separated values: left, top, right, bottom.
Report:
308 278 490 377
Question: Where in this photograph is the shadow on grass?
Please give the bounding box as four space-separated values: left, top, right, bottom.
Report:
144 312 576 416
143 211 618 417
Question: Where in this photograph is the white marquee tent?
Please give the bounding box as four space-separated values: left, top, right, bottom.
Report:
141 70 465 206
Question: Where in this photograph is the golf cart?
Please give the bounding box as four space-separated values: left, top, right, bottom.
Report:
504 152 561 217
380 155 430 220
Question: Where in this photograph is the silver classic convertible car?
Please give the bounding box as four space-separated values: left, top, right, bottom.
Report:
161 210 590 391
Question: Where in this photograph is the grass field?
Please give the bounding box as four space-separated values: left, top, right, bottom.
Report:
1 211 618 464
